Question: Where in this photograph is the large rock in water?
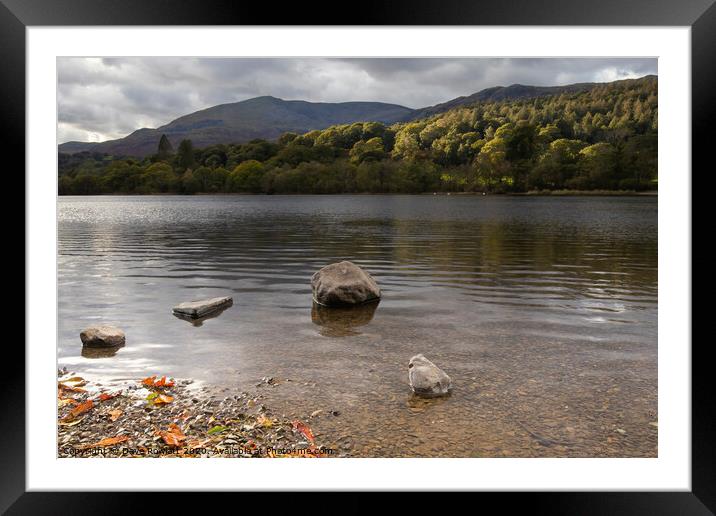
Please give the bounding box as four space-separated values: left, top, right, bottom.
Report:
311 261 381 306
172 296 233 319
408 354 452 398
80 325 126 348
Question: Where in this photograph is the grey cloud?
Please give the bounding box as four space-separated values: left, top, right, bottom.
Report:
58 57 656 143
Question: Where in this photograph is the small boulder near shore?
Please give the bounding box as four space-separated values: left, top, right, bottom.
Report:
408 354 452 398
80 325 125 348
172 296 233 319
311 261 381 306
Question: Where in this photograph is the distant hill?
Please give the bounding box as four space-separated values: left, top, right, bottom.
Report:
59 96 414 157
404 82 602 121
59 74 658 196
58 77 656 157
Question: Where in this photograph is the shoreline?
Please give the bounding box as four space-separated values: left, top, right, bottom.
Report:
57 371 334 458
57 190 658 197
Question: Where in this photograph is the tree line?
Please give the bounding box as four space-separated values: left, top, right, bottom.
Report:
58 76 657 195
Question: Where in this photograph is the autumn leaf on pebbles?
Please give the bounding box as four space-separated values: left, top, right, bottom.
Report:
155 423 186 447
58 377 87 394
77 435 129 450
292 420 316 445
142 376 175 389
61 399 94 422
58 374 328 458
146 392 174 406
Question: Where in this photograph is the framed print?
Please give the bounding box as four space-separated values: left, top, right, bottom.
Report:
6 0 713 510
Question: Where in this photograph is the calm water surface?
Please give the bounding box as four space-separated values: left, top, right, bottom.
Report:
58 195 657 457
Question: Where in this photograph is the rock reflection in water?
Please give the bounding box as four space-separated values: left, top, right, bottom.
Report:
311 300 379 337
406 393 451 413
58 195 658 457
81 345 123 359
172 305 232 327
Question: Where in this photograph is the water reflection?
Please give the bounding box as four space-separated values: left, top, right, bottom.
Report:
311 300 379 337
58 195 658 457
406 392 452 412
81 345 123 359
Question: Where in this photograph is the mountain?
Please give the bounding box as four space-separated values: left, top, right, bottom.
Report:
404 82 601 121
59 77 655 157
59 96 414 157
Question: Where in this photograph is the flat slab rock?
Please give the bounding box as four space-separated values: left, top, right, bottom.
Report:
80 325 125 348
408 354 453 398
311 261 381 306
172 296 233 319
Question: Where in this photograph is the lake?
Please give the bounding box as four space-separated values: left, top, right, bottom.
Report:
58 195 657 457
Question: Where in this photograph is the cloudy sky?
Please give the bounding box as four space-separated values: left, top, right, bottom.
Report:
58 57 656 143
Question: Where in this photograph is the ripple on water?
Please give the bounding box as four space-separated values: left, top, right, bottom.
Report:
58 195 657 457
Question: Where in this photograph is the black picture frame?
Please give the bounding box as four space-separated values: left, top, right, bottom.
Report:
5 0 712 511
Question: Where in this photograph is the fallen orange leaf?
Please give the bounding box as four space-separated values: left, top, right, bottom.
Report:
155 376 175 388
58 382 86 394
156 423 186 447
292 420 315 445
142 375 175 389
58 398 79 408
108 409 122 421
78 435 129 450
62 399 94 421
98 392 119 401
58 416 86 426
153 394 174 405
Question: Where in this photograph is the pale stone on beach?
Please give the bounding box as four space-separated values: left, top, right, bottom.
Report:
172 296 233 319
408 354 452 398
311 261 380 306
80 325 126 348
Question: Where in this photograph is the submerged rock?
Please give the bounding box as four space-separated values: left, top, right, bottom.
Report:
172 296 233 319
80 325 126 348
408 354 452 398
311 261 380 306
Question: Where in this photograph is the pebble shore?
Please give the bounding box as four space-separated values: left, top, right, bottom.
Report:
57 370 332 458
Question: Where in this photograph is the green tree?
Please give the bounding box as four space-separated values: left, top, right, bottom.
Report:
227 160 265 193
349 137 386 164
140 162 176 193
157 134 173 160
59 75 658 196
181 169 201 194
177 139 195 171
474 137 511 191
101 161 142 193
575 142 617 189
530 139 586 189
619 134 657 190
